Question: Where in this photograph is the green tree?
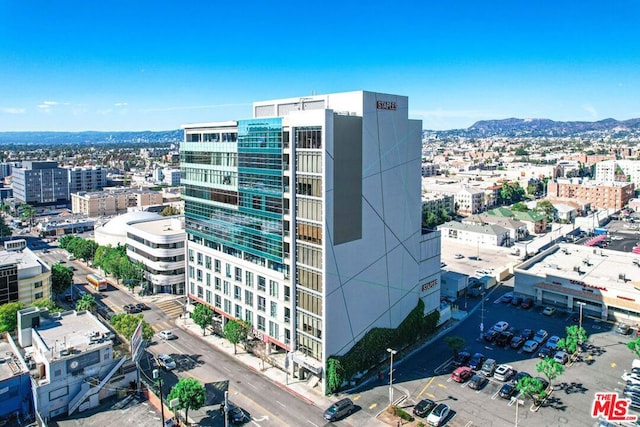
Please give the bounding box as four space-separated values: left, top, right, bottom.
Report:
31 298 64 313
58 234 76 249
0 302 26 332
536 357 564 386
444 336 465 356
628 337 640 358
20 204 36 228
326 357 344 394
160 206 180 216
75 294 97 312
536 200 556 222
558 325 587 354
0 216 12 240
110 313 154 341
75 239 99 261
223 319 249 354
511 202 529 212
51 263 74 297
515 147 529 156
516 376 546 403
191 304 214 336
166 378 206 426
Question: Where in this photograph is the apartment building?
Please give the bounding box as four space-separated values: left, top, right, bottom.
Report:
595 160 640 187
422 193 455 220
67 166 107 194
182 91 441 389
0 246 51 306
71 188 163 216
12 161 69 205
547 178 634 210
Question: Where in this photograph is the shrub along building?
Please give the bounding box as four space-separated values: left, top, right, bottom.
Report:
181 90 442 392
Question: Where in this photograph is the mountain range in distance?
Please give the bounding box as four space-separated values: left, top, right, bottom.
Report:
0 117 639 146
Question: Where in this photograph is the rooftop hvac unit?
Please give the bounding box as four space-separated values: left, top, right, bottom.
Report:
619 273 627 281
573 265 582 273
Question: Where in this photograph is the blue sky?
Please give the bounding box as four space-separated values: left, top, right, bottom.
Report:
1 0 639 131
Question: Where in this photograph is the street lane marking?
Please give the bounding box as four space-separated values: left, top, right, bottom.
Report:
353 395 361 401
369 403 377 410
438 383 447 388
426 393 435 398
612 362 617 368
417 377 435 398
276 400 286 408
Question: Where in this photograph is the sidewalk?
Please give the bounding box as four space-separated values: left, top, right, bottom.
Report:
175 315 336 411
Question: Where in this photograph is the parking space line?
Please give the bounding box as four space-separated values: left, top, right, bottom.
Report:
491 390 499 400
417 377 435 398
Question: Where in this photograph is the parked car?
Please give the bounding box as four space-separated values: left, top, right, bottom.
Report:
520 329 534 340
510 335 525 349
157 354 176 370
426 403 449 427
158 330 177 340
452 351 471 367
521 297 534 309
533 329 549 344
323 398 355 421
538 346 554 359
511 296 523 306
495 331 514 347
468 374 489 390
617 323 632 335
124 304 141 314
500 293 514 304
413 399 436 417
523 340 539 353
454 253 464 259
554 351 569 365
542 306 556 316
494 364 516 382
513 371 531 385
451 366 473 383
499 382 518 399
546 336 561 350
622 372 640 384
492 321 510 332
480 359 497 377
483 329 499 343
468 353 486 371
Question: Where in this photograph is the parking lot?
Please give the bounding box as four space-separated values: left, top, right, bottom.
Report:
408 286 638 427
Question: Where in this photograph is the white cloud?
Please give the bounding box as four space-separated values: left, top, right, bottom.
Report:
138 103 251 113
114 102 128 107
582 104 598 119
1 107 26 114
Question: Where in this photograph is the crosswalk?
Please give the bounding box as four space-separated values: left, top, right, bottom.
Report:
149 319 175 333
156 298 185 319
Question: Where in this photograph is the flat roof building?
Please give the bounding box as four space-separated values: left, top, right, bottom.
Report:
0 247 51 306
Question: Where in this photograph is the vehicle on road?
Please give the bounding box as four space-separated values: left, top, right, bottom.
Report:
135 303 150 311
542 306 556 316
158 330 177 340
124 304 141 314
468 353 486 370
157 354 176 370
468 374 489 390
323 398 355 421
452 351 471 367
499 382 518 399
221 402 248 425
426 403 449 427
451 366 473 383
413 399 436 417
494 364 516 382
533 329 549 344
87 273 108 291
480 358 497 377
522 340 539 353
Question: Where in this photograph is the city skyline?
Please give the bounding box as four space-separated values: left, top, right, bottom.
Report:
2 0 639 132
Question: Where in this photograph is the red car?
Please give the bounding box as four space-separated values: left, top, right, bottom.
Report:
451 366 473 383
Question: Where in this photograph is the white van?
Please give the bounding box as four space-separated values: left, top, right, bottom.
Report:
633 359 640 370
67 254 76 261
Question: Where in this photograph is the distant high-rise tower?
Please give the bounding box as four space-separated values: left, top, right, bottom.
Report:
181 91 441 390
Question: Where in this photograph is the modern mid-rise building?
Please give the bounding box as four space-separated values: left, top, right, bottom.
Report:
12 161 69 205
0 246 51 306
181 90 441 389
67 166 107 195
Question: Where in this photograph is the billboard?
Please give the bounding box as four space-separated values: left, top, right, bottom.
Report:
131 321 144 361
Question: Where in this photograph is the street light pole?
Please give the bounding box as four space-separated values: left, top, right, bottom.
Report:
153 369 165 427
479 292 485 340
577 301 586 341
386 348 397 405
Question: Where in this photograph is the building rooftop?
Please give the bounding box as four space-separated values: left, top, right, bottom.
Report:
34 311 112 362
518 243 640 293
0 335 28 381
128 217 184 236
0 248 45 276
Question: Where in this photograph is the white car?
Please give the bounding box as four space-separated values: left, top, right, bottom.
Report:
454 253 464 259
157 354 176 370
494 364 515 382
554 351 569 365
426 403 449 426
533 329 549 344
158 330 177 340
623 372 640 384
522 340 540 353
492 321 509 332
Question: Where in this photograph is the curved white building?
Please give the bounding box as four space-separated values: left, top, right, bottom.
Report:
94 211 162 247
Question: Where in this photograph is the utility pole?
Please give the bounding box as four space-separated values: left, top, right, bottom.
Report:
223 390 229 427
153 369 165 427
386 348 397 405
479 291 485 340
577 301 586 343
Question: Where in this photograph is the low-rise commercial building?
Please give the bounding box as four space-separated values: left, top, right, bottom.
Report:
0 247 50 306
0 333 33 423
438 221 510 247
16 308 133 421
514 243 640 322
